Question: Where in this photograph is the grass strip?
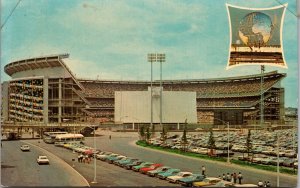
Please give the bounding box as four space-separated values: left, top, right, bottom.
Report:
136 140 297 175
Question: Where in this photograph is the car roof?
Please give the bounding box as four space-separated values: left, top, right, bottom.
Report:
205 177 221 180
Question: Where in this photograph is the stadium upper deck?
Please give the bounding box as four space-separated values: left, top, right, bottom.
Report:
2 54 286 125
79 71 285 125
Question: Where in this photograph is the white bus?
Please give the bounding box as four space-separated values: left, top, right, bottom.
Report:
54 133 84 146
43 132 68 144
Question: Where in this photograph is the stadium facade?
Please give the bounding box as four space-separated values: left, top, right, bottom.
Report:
2 54 286 126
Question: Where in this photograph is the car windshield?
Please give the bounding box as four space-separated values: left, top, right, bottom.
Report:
40 156 47 159
177 172 184 176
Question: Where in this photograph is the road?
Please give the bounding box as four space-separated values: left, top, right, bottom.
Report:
2 131 297 187
1 140 89 187
83 130 298 187
20 139 179 187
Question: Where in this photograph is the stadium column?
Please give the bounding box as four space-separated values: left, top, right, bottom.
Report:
279 88 285 124
43 77 49 124
58 78 62 124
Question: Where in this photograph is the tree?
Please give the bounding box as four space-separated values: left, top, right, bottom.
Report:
181 125 188 152
146 127 151 143
246 129 252 158
139 126 145 141
160 126 167 143
207 128 216 156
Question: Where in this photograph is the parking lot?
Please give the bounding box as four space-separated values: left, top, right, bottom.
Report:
144 128 298 169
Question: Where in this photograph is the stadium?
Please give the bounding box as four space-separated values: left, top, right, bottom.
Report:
2 54 286 129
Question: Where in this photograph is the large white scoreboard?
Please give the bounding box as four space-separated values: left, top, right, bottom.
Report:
114 89 197 124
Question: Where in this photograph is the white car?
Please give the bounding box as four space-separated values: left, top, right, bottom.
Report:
20 145 30 151
37 155 50 165
167 171 193 183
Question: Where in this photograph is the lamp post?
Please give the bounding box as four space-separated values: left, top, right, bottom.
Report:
212 117 230 164
147 54 155 132
260 65 265 129
276 132 279 187
157 53 166 130
147 53 166 135
90 125 97 184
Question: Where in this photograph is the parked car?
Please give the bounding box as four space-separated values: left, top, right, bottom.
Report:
116 158 138 167
204 180 234 187
157 168 181 179
113 157 129 165
140 163 163 174
100 153 118 161
177 174 205 187
124 160 143 170
166 171 193 183
96 152 112 160
260 157 273 165
269 157 284 166
282 158 296 167
106 155 126 164
37 155 50 165
232 184 258 187
132 162 154 172
192 177 222 187
147 166 171 177
20 145 30 151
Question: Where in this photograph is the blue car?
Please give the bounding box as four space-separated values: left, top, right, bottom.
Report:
106 155 126 164
177 174 205 187
147 166 171 177
157 168 181 179
124 160 143 170
117 158 139 166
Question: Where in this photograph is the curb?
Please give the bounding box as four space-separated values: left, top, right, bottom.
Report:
22 141 90 187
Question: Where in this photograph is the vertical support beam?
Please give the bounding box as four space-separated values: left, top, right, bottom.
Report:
160 61 162 128
151 61 153 130
279 88 285 124
260 65 265 128
58 78 62 124
2 82 9 121
177 123 180 130
43 77 49 124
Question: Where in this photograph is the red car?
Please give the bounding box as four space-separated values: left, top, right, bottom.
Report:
140 163 163 174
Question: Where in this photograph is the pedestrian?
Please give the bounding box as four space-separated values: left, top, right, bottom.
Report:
230 174 234 183
263 181 267 187
77 155 81 163
238 172 243 184
79 154 83 163
266 181 271 187
109 135 111 140
222 174 226 181
201 165 206 176
226 173 231 181
233 172 237 184
218 175 221 179
258 180 264 187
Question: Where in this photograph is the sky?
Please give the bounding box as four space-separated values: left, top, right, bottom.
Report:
1 0 298 108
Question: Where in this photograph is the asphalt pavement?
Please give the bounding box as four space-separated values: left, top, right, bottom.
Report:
1 140 89 187
83 130 298 187
22 139 179 187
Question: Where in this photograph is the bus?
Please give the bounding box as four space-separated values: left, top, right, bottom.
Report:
43 132 68 144
54 133 84 146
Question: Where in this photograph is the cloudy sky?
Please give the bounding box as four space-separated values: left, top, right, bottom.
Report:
1 0 298 107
